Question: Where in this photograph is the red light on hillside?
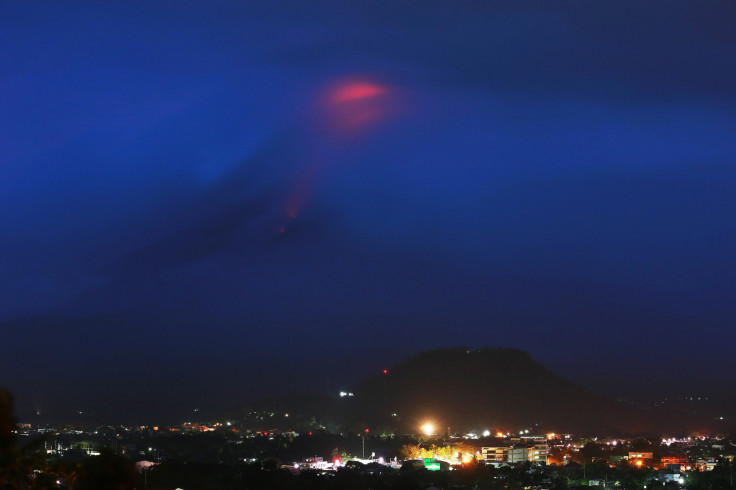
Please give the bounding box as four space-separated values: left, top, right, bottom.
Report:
383 369 388 374
365 428 370 433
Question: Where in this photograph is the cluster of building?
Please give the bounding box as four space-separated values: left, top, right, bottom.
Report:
14 418 736 481
479 435 549 465
611 450 721 472
545 435 736 474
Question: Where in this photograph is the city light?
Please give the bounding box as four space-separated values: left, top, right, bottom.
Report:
421 421 435 436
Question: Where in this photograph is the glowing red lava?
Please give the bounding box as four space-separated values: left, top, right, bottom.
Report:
322 80 392 133
328 82 387 105
278 78 399 229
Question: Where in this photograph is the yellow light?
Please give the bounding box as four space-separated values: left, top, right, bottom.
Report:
497 432 505 438
421 422 435 436
636 460 643 467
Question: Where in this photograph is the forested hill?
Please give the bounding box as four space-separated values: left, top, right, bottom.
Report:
242 347 716 435
347 347 647 434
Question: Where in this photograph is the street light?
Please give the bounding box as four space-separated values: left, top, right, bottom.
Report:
421 422 435 437
362 428 369 459
382 369 388 404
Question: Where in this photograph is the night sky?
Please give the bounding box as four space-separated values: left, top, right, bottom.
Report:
2 1 736 422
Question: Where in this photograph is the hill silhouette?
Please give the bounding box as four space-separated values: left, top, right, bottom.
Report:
341 347 651 435
244 347 668 435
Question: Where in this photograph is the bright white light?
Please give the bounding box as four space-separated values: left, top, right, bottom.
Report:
482 430 491 437
421 422 435 436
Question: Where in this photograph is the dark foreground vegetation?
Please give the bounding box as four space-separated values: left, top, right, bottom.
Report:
3 455 736 490
140 459 736 490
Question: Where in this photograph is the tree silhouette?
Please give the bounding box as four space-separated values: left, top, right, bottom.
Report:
0 387 137 489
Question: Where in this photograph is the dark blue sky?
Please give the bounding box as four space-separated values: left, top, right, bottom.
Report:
2 1 735 421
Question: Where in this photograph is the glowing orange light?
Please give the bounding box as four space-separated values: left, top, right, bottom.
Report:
421 422 435 436
636 460 643 467
497 432 505 438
